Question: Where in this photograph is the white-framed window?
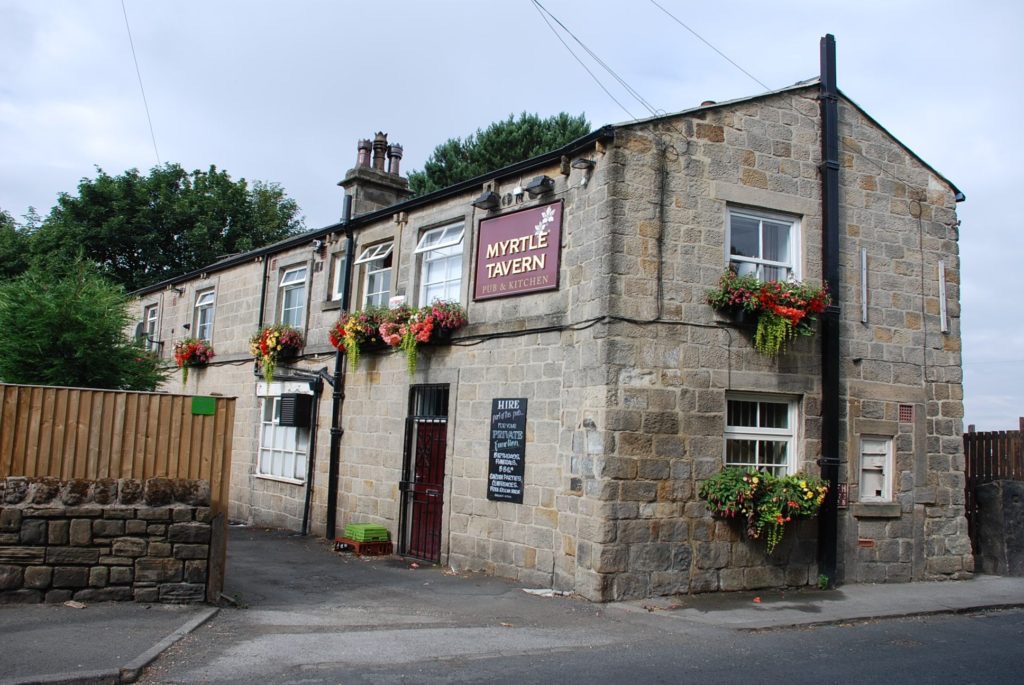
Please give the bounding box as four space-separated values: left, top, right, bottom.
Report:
279 266 307 327
329 253 348 302
194 291 215 342
143 303 159 351
415 222 464 304
727 208 799 281
724 394 797 476
257 386 310 483
354 242 393 308
859 436 893 502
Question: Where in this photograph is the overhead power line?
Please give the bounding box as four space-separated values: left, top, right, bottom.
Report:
647 0 771 92
529 0 657 119
121 0 161 166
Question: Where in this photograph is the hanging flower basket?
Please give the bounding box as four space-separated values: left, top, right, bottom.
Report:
706 269 830 357
330 301 467 376
172 338 214 385
249 325 304 385
699 467 829 554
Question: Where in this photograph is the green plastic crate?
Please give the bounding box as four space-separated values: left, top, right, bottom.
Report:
344 523 390 542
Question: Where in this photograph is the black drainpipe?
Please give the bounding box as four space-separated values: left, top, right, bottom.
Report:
255 255 270 377
300 376 323 535
818 33 841 586
325 194 354 540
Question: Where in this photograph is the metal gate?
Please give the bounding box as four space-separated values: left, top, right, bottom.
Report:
399 385 450 562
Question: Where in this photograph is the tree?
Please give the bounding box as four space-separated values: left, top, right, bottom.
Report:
0 207 31 281
0 261 167 390
30 164 304 292
407 112 590 196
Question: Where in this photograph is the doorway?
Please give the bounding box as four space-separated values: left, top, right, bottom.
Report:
399 384 450 562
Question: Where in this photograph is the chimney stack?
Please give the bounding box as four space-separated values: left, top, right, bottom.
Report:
339 131 411 217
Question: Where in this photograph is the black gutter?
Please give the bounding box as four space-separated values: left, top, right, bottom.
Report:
818 33 841 587
325 194 353 540
130 125 616 298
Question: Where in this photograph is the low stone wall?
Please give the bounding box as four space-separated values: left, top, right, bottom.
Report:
0 477 213 604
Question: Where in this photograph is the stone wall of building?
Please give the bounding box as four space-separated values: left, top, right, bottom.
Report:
0 477 214 604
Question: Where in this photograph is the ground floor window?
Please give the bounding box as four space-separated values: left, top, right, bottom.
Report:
258 393 309 482
724 394 797 476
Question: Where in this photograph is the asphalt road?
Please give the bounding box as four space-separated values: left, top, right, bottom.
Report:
136 528 1024 684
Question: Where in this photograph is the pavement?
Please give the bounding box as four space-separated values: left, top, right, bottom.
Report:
2 526 1023 685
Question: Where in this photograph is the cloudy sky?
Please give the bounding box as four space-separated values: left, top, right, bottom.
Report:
1 1 1021 430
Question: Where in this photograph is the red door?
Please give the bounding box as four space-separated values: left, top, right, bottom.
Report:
400 385 449 562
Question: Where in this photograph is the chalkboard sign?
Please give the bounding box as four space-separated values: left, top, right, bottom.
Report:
487 398 527 503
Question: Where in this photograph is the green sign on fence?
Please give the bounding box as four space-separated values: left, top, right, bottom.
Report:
191 396 216 416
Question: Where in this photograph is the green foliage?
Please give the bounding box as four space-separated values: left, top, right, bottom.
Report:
407 112 590 196
699 467 829 554
0 261 168 390
30 164 304 292
0 208 31 281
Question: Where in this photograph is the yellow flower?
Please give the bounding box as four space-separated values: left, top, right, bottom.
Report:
799 480 807 488
751 477 759 485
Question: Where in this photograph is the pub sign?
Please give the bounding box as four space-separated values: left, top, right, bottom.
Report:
474 201 562 300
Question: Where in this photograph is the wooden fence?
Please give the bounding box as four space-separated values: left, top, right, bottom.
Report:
963 417 1024 552
0 383 234 515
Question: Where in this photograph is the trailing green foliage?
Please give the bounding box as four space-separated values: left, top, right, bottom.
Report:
407 112 590 196
0 261 168 390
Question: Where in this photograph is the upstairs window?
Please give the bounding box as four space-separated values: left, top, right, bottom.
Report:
279 266 307 327
724 395 797 476
194 291 215 342
329 253 348 302
415 223 464 304
143 303 159 351
354 242 393 308
727 208 798 281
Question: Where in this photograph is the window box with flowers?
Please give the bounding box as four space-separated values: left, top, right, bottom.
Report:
173 338 215 384
706 269 830 357
250 325 305 385
699 467 828 554
330 300 467 376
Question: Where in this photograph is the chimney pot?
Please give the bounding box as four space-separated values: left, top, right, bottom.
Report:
372 132 388 172
356 139 372 168
387 144 403 176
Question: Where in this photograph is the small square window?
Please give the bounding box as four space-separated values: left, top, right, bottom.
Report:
859 436 893 502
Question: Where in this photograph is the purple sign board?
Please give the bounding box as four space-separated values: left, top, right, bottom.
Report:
474 201 562 300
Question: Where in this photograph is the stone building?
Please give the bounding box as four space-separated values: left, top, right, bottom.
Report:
132 48 971 600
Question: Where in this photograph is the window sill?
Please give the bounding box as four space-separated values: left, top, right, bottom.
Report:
320 299 342 312
851 502 901 518
254 474 305 487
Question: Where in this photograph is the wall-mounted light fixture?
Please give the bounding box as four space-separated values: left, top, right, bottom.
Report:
471 190 501 211
168 285 185 296
524 175 554 198
571 158 596 187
